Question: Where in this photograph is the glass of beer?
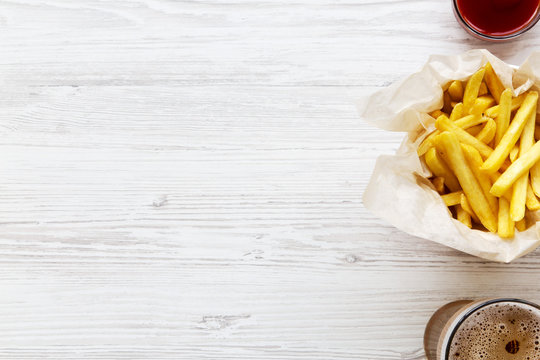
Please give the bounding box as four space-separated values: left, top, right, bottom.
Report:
424 298 540 360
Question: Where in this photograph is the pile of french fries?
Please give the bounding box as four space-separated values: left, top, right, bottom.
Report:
419 63 540 238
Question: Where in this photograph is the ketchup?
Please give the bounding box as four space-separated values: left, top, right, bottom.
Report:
456 0 540 36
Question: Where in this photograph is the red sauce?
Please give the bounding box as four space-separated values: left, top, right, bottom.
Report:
456 0 540 36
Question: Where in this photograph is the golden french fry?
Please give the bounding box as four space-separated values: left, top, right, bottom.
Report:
478 82 488 96
442 191 463 206
467 124 484 136
531 161 540 197
491 140 540 197
511 98 537 221
494 89 512 147
476 118 496 144
443 91 452 114
435 131 497 232
501 159 512 172
484 106 498 119
430 109 447 119
488 171 513 202
435 115 493 159
432 176 446 194
464 68 486 114
526 181 540 211
448 80 464 101
531 129 540 198
419 114 485 156
498 197 514 238
511 176 528 222
425 147 461 192
512 92 529 111
454 114 485 129
456 204 472 228
509 145 519 162
470 96 495 115
516 218 527 231
419 72 540 237
481 91 539 173
418 130 440 156
484 62 505 103
461 144 498 214
531 127 540 197
449 102 464 122
460 193 480 223
488 171 500 183
484 92 527 118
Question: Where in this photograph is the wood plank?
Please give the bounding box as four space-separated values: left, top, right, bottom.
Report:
2 0 540 359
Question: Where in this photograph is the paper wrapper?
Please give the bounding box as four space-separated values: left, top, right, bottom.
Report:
360 49 540 263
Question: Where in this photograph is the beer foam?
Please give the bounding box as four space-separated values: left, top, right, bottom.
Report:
449 301 540 360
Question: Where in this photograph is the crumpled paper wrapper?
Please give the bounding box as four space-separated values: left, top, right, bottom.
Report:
360 49 540 263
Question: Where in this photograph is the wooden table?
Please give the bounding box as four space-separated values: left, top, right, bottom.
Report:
3 0 540 359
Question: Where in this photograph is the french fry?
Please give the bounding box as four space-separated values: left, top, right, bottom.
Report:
461 144 498 214
531 160 540 197
478 82 488 96
498 197 514 238
484 62 505 103
484 92 527 118
467 124 484 136
511 177 528 222
460 193 480 223
456 204 472 228
425 147 461 191
511 101 537 221
488 172 513 203
512 92 528 111
484 106 499 119
509 145 519 162
454 114 485 129
491 139 540 197
435 115 493 158
448 80 464 101
435 131 497 232
516 218 527 231
418 130 440 156
531 125 540 197
470 96 495 115
419 70 539 237
481 91 539 173
449 102 464 122
464 68 486 114
526 181 540 211
442 191 463 206
443 91 452 114
501 159 512 171
476 118 496 144
430 109 447 119
494 89 512 147
419 114 486 156
432 176 446 194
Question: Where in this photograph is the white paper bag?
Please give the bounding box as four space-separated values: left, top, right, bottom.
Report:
360 49 540 263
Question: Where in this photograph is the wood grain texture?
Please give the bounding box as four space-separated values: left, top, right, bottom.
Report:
2 0 540 359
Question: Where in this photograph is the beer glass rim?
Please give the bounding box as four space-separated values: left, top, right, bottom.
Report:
442 298 540 360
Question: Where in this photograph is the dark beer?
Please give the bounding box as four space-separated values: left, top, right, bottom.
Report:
448 301 540 359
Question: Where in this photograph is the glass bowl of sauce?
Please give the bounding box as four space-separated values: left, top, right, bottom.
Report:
453 0 540 41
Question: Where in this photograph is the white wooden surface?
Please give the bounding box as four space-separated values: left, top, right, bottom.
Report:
3 0 540 359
